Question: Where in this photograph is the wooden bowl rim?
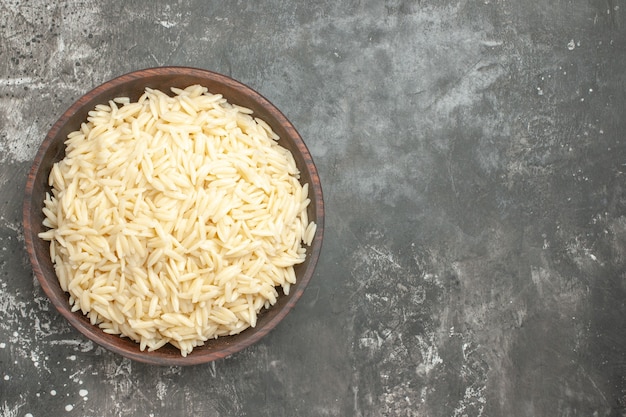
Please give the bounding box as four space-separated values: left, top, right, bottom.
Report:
22 66 324 366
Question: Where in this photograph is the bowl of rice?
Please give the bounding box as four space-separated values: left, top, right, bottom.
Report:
23 67 324 365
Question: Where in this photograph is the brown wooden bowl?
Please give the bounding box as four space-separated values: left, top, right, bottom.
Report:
23 67 324 365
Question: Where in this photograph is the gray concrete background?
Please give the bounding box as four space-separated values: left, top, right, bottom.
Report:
1 1 625 416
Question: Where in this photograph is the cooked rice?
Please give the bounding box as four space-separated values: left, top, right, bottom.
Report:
39 84 317 356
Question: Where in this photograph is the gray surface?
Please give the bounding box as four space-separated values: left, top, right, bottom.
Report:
1 0 625 416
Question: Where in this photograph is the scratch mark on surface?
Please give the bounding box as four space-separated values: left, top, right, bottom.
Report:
581 367 609 406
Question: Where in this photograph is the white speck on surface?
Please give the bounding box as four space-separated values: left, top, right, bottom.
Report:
65 404 73 412
3 375 9 380
480 39 503 47
68 355 76 361
462 343 471 360
156 380 167 403
25 414 34 417
0 342 5 348
567 39 576 50
158 20 177 28
50 390 57 396
452 385 486 417
31 351 40 368
79 389 88 397
414 336 444 376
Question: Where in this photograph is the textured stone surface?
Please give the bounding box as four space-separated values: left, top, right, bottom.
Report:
1 0 625 416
